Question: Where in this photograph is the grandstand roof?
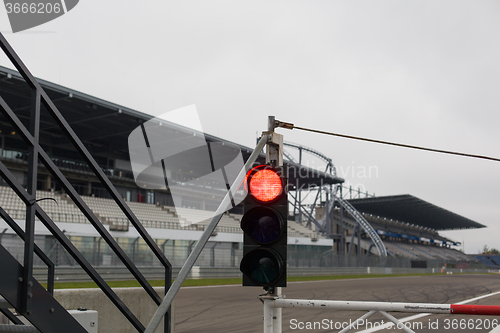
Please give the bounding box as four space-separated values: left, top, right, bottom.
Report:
0 66 343 188
348 194 485 231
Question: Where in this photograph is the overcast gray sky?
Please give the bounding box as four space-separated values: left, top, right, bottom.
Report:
1 1 498 253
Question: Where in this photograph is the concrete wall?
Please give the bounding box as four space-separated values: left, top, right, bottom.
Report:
54 287 170 333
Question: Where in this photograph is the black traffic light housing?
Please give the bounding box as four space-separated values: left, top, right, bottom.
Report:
240 165 287 287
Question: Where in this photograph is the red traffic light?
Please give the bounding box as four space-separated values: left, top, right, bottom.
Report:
245 166 283 203
241 165 288 288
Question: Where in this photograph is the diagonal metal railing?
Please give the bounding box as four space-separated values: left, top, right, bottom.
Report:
0 32 172 332
0 206 55 295
335 196 387 257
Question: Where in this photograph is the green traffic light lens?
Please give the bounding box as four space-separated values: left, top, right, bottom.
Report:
240 248 283 286
240 207 283 244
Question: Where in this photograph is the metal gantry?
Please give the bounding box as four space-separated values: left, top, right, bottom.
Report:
283 141 387 257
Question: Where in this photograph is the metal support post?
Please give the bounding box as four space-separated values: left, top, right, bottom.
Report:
307 187 322 228
21 88 41 315
340 201 344 255
263 117 284 333
262 287 282 333
273 288 282 333
347 226 357 257
357 226 361 257
298 148 302 225
263 299 274 333
265 116 283 167
231 242 238 267
0 207 55 295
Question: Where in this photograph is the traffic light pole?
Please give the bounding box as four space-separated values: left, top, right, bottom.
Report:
263 116 284 333
263 288 283 333
265 116 283 168
145 134 270 333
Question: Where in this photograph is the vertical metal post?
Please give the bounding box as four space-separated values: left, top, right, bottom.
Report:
263 288 282 333
164 260 172 333
263 299 274 333
298 148 302 225
161 239 169 254
1 134 4 156
307 186 322 229
22 88 40 315
231 242 237 267
340 202 344 255
132 237 139 262
295 240 299 267
264 117 283 333
357 226 361 257
93 237 99 266
327 189 335 255
268 116 275 134
210 243 216 267
273 288 282 333
266 116 283 167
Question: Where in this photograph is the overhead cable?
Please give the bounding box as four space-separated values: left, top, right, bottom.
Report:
274 120 500 163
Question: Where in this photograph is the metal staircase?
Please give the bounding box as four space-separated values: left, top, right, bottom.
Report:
0 244 86 332
0 33 172 332
334 196 387 257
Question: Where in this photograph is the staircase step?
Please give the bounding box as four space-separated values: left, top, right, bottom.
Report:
0 245 87 333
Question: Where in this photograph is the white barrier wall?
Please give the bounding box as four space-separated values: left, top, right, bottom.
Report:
54 287 170 333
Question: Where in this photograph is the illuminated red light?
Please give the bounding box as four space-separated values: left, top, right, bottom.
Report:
248 168 282 203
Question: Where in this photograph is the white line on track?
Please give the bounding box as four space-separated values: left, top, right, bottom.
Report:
490 325 500 333
61 0 68 13
356 290 500 333
181 284 240 289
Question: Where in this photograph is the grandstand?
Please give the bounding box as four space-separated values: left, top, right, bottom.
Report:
0 64 486 269
470 254 500 268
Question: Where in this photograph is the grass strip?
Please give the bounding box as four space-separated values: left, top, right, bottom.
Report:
46 272 491 290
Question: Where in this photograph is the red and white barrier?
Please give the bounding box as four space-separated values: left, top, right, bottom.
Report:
262 297 500 333
451 304 500 316
273 299 500 316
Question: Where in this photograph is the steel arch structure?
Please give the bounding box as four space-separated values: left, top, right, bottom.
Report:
283 141 387 257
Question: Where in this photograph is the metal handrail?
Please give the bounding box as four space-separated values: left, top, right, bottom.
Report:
0 33 172 332
0 207 55 295
335 196 387 257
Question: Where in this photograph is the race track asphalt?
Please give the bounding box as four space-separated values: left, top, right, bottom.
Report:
174 274 500 333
